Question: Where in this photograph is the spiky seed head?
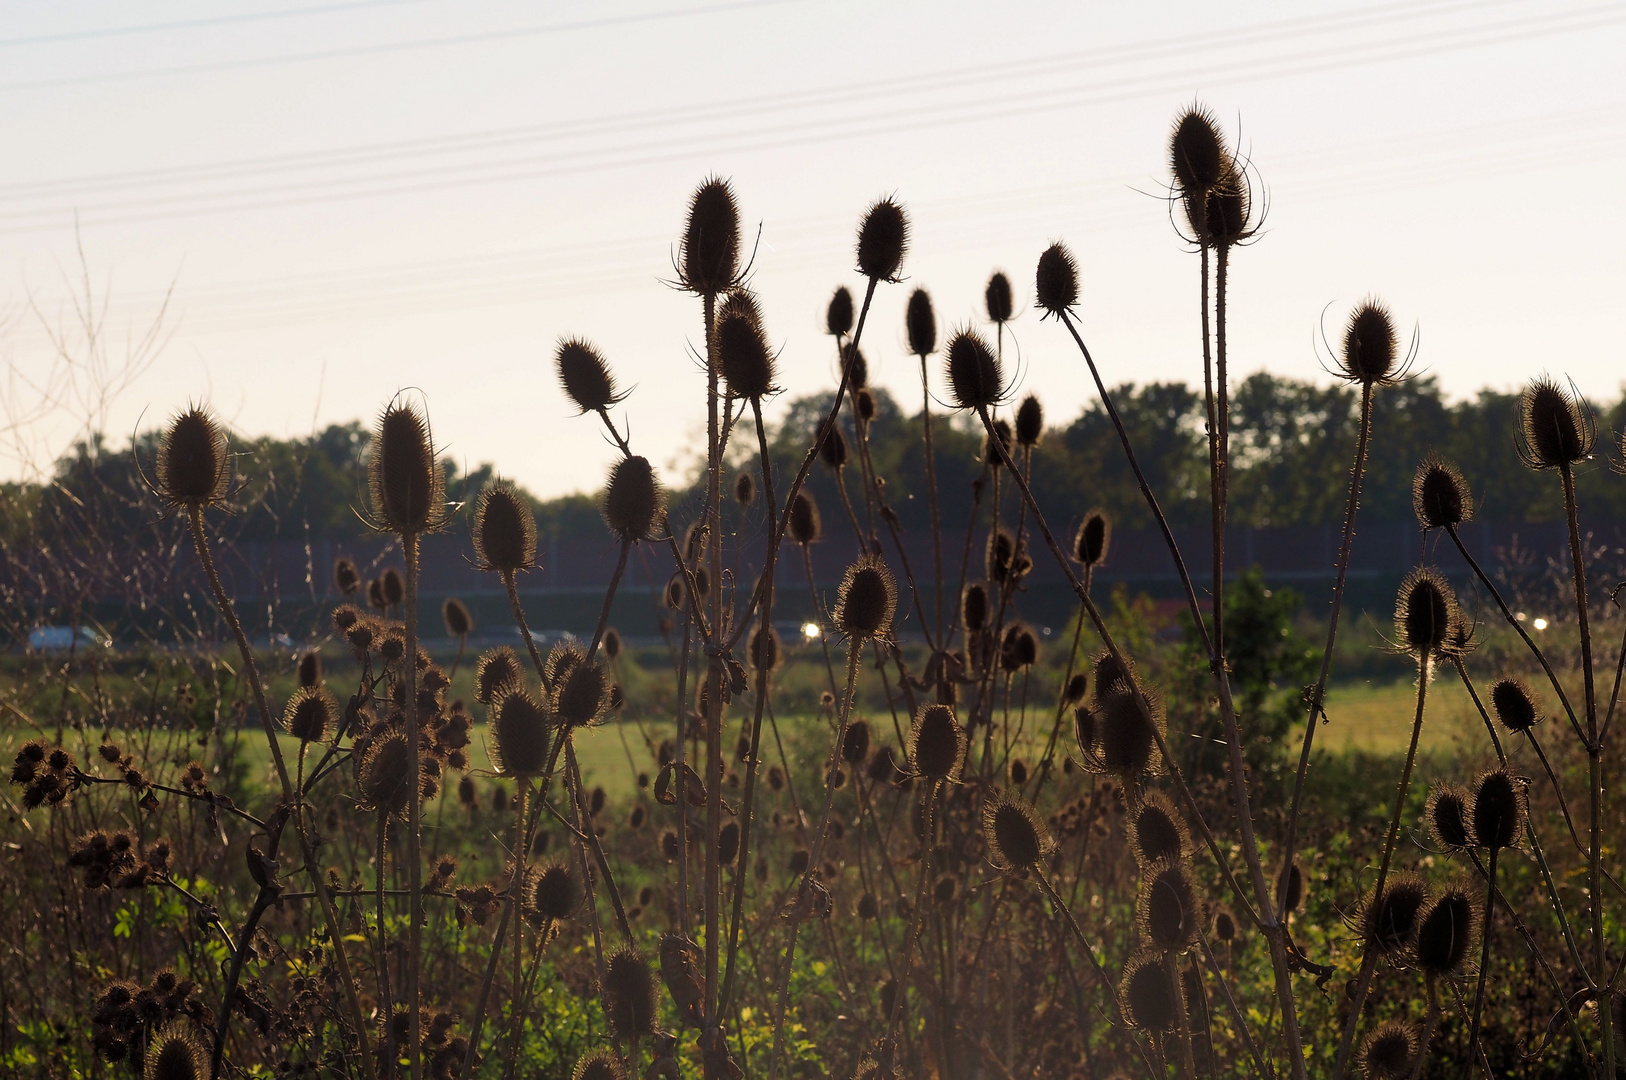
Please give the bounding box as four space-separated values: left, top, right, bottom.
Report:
856 388 876 422
1034 242 1079 316
1414 886 1477 976
553 649 610 728
602 456 664 543
839 342 869 391
1096 688 1163 776
1519 376 1592 469
555 338 623 414
381 568 404 607
717 820 740 865
157 406 231 509
1139 858 1201 948
681 176 740 297
1170 106 1227 194
982 419 1013 469
367 578 386 611
910 703 964 781
530 863 581 920
855 197 908 282
297 649 322 688
1015 394 1043 448
489 687 550 776
1394 568 1456 656
470 480 536 574
1128 792 1187 865
788 491 822 546
359 732 416 814
284 686 336 743
442 597 473 639
1074 511 1111 567
906 288 937 356
1471 769 1526 850
1008 758 1028 785
603 947 658 1040
602 628 622 662
1413 456 1471 529
1278 858 1305 914
1363 874 1428 954
983 793 1051 871
944 329 1004 411
1121 953 1180 1032
962 582 989 633
733 470 754 505
1359 1020 1419 1080
145 1025 206 1080
474 647 522 705
984 271 1013 324
333 556 360 596
1339 301 1400 386
1093 650 1136 698
1489 677 1541 732
986 527 1024 582
1426 785 1472 851
819 424 849 470
368 400 443 534
1212 908 1237 943
840 718 871 766
717 303 778 402
749 623 781 673
572 1050 626 1080
1202 172 1250 245
834 556 896 639
825 286 854 336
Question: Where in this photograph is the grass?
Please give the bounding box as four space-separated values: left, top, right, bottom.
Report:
1314 675 1486 755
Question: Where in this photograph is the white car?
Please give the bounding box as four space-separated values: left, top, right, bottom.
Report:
26 626 111 653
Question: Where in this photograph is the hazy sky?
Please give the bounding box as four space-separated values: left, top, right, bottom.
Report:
2 0 1622 498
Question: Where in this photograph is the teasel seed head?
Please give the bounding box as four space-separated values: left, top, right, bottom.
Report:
603 947 658 1040
986 526 1029 583
717 299 779 402
488 687 550 776
602 456 664 543
788 491 822 546
1034 242 1079 317
1362 874 1428 954
145 1024 207 1080
156 405 231 510
472 480 537 573
906 288 937 356
1277 857 1305 914
1518 376 1593 470
1015 394 1043 448
982 793 1051 874
842 342 869 391
820 285 854 337
1138 857 1201 948
1095 686 1164 777
1093 649 1136 698
910 702 964 781
359 732 417 814
1064 672 1089 704
855 196 908 282
1127 791 1188 865
1414 885 1477 976
602 628 621 662
856 388 876 422
333 555 360 596
552 646 610 728
297 649 322 688
474 647 522 705
982 419 1013 470
1169 106 1227 196
382 568 404 608
717 820 740 865
984 271 1014 324
529 862 581 920
1339 301 1401 387
840 718 871 766
284 686 336 743
834 556 896 639
1212 908 1238 943
1201 171 1252 246
1394 568 1457 657
1074 510 1111 567
1359 1020 1419 1080
1426 784 1472 851
680 176 741 297
442 597 473 639
962 582 989 633
944 329 1005 411
367 578 387 611
368 398 444 535
1471 768 1526 850
1412 456 1471 530
819 424 849 470
733 470 754 505
572 1050 626 1080
749 622 781 674
1489 677 1541 733
1120 952 1181 1032
556 338 625 414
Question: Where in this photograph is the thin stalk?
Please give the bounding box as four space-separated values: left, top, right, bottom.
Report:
403 531 424 1080
1213 242 1231 660
502 776 530 1077
1167 951 1199 1080
377 813 396 1072
1197 935 1269 1080
884 781 938 1036
1463 845 1497 1075
920 353 945 643
1407 981 1442 1080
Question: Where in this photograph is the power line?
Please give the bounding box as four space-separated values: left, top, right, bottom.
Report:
0 0 431 48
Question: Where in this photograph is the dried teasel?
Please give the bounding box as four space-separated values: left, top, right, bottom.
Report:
284 686 337 743
488 687 551 777
1169 106 1228 197
473 481 537 573
556 338 627 415
602 456 664 543
788 491 821 546
1015 394 1043 448
1138 858 1202 949
909 702 964 781
1093 683 1164 778
749 623 781 673
855 196 908 282
572 1050 626 1080
984 271 1014 324
680 176 741 297
1470 768 1526 850
962 582 989 633
1212 908 1238 944
333 555 360 596
826 286 854 337
717 297 779 402
1426 784 1472 852
297 649 322 688
1394 568 1457 657
1034 242 1079 317
442 597 473 639
358 732 417 815
906 288 937 356
1127 791 1188 865
1074 510 1110 568
1200 169 1253 247
983 793 1052 872
999 624 1038 672
981 419 1013 469
155 405 231 510
819 424 849 470
382 568 404 608
1358 1020 1419 1080
1412 455 1471 530
1338 300 1402 388
603 947 659 1040
1063 672 1089 704
529 863 581 920
1120 952 1181 1032
834 556 896 640
856 387 876 422
367 398 444 535
717 821 740 865
733 470 754 505
145 1024 207 1080
943 329 1005 411
474 647 523 705
841 719 871 766
552 646 610 728
1488 677 1541 733
1518 376 1593 470
602 628 622 662
1414 885 1477 976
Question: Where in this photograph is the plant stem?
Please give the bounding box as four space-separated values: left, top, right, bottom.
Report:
1464 845 1497 1076
403 530 423 1080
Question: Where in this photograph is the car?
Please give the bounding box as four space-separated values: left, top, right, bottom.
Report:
26 626 111 653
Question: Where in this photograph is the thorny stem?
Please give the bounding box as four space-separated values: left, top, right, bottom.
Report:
377 813 396 1073
1407 980 1442 1080
920 353 945 643
1464 845 1497 1075
403 531 424 1080
186 506 375 1080
1198 935 1270 1080
502 776 529 1079
884 780 938 1037
1214 242 1231 662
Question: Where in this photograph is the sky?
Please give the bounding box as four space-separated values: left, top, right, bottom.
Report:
0 0 1622 498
